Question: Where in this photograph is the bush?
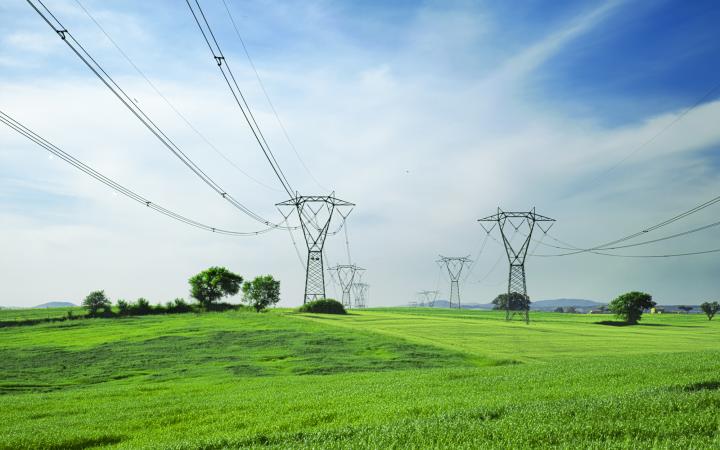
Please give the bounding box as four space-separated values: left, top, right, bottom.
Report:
298 298 346 314
166 298 193 314
117 299 130 316
134 298 152 315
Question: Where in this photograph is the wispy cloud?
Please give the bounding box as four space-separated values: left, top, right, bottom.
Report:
1 0 718 307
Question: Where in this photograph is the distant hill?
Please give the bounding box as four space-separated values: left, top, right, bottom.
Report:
531 299 604 310
416 300 494 309
34 301 77 308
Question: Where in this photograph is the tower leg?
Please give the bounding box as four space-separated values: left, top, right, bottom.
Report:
508 264 529 323
305 250 325 303
450 280 460 309
342 288 352 308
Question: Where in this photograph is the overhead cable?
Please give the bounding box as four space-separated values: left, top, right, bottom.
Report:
535 193 720 257
0 109 274 236
220 0 328 192
27 0 292 230
186 0 295 198
73 0 282 194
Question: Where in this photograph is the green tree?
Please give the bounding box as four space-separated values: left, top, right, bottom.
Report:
700 301 719 321
82 290 111 316
133 298 152 315
608 291 655 325
492 292 530 311
116 299 130 315
677 305 693 313
242 275 281 312
189 267 243 308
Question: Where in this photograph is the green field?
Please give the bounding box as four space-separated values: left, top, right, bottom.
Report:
1 308 718 449
0 306 85 322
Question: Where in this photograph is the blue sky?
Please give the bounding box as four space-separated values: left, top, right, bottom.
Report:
1 0 719 307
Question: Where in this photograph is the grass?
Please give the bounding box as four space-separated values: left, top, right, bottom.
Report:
0 307 718 448
0 306 85 322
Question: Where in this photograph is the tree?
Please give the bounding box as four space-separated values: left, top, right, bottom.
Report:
491 292 530 311
242 275 281 312
553 307 563 313
608 291 656 325
189 267 243 308
700 301 720 321
117 299 130 315
133 298 152 315
82 290 111 316
677 305 693 313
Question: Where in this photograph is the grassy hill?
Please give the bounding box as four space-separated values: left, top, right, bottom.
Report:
0 308 718 448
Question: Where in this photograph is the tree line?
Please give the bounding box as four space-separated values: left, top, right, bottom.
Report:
82 266 281 317
491 291 720 324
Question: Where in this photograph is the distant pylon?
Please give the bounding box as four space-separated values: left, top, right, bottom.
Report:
352 282 369 308
437 256 472 308
418 290 439 307
479 207 555 323
277 194 354 303
329 264 364 308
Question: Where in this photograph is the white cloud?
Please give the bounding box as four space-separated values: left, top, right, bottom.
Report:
1 0 718 307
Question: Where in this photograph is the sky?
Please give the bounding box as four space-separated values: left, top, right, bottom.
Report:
1 0 719 308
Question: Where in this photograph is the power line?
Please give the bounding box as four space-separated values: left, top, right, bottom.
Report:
462 232 490 283
278 207 306 269
27 0 292 230
533 193 720 257
534 246 720 259
0 109 274 236
186 0 295 198
73 0 282 194
584 79 720 185
220 0 328 192
536 219 720 254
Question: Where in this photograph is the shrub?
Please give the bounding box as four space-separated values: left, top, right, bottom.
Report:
82 290 112 316
128 298 153 315
608 291 655 325
117 299 130 316
166 298 193 314
298 298 346 314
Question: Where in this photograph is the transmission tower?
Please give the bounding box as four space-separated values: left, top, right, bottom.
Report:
277 194 354 303
478 207 555 323
437 256 472 308
329 264 365 308
418 290 439 307
352 282 369 308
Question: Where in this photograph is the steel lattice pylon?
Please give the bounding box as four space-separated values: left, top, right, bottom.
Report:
277 194 354 303
437 256 472 309
417 290 439 307
479 207 554 323
352 282 369 308
329 264 364 308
